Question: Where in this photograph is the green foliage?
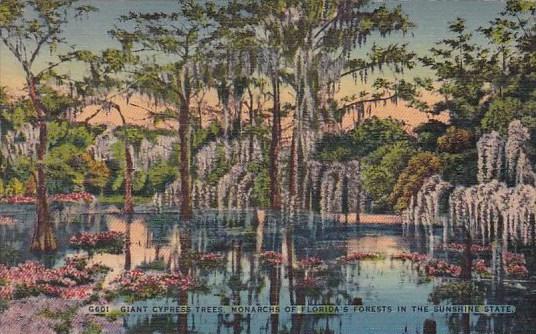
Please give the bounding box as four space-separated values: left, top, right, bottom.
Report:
49 121 94 149
46 143 87 192
0 98 34 130
206 145 232 186
147 160 177 193
39 305 79 334
314 133 354 162
391 152 443 212
7 156 33 182
114 125 167 149
413 120 448 152
315 117 411 162
437 127 473 153
5 178 24 196
419 4 536 143
481 97 522 136
419 18 496 128
351 117 411 157
81 322 103 334
247 161 270 208
192 122 222 152
441 151 478 186
362 141 416 212
46 122 108 194
83 153 110 193
313 117 415 212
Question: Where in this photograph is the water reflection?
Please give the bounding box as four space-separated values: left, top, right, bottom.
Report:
0 207 534 333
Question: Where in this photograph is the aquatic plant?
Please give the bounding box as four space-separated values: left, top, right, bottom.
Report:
339 252 384 263
69 231 125 254
111 270 195 301
1 192 96 205
473 259 492 278
259 251 284 266
0 257 109 300
424 260 462 278
50 192 96 203
504 252 529 279
444 243 491 253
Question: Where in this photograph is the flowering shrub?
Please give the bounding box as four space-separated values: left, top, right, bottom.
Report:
2 195 34 204
1 192 95 205
506 264 529 278
504 252 528 278
445 243 491 253
464 255 528 279
51 192 95 203
259 251 283 266
339 252 384 263
111 270 195 301
0 257 109 300
473 259 492 278
424 260 462 278
70 231 125 254
391 252 427 263
504 252 525 266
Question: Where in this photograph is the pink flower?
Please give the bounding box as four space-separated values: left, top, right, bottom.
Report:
1 192 95 205
69 231 124 251
260 251 284 265
0 257 108 301
424 260 462 278
445 243 491 253
111 270 196 298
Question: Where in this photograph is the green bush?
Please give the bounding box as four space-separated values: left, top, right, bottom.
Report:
362 141 416 212
390 152 443 212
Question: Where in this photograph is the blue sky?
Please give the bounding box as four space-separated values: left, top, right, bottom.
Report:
0 0 505 88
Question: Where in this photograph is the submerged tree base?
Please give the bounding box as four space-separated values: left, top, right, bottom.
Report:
30 224 57 253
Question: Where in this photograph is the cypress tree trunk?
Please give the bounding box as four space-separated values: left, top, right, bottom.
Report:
113 104 134 214
124 215 132 270
29 80 56 252
248 87 255 158
288 133 303 209
269 264 281 334
269 76 282 209
463 228 472 280
123 141 134 214
179 101 192 219
177 231 191 334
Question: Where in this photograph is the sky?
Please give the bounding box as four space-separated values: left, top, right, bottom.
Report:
0 0 507 127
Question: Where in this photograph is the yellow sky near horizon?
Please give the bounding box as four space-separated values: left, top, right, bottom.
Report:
1 73 448 135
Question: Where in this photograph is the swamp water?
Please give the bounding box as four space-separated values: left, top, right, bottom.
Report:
0 205 535 334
